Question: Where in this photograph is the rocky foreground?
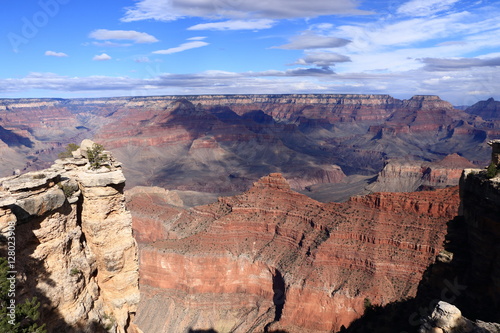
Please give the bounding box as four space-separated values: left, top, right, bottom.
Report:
0 140 140 332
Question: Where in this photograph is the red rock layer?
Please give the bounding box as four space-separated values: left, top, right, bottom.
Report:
129 174 460 332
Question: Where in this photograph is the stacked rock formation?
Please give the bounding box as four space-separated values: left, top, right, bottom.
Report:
0 140 140 332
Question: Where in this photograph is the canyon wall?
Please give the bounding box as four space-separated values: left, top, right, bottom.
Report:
128 173 460 332
0 141 140 332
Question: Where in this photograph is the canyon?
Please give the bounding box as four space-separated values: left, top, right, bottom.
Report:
0 94 498 199
0 139 498 332
0 95 499 332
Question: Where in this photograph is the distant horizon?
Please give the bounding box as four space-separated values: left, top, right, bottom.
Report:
2 0 500 106
0 92 494 106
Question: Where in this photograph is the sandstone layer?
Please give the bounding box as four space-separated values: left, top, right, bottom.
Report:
0 140 140 332
128 174 460 333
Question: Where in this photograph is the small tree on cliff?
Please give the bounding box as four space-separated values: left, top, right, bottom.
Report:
87 143 108 170
0 257 46 333
58 143 80 159
486 161 499 179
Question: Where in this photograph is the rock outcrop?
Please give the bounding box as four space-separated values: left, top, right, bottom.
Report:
368 154 476 193
0 140 140 332
419 301 500 333
128 174 460 332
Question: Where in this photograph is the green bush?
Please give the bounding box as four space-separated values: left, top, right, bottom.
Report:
0 257 46 333
87 143 108 170
486 161 499 179
58 143 80 159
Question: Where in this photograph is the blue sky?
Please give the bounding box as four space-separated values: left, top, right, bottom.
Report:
1 0 499 105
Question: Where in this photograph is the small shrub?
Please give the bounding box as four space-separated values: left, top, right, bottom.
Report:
58 182 76 198
70 268 81 276
58 143 80 159
486 161 499 179
87 143 108 170
364 297 372 310
32 173 46 179
103 313 116 330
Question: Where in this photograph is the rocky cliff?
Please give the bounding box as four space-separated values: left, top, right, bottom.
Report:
128 173 460 332
0 140 140 332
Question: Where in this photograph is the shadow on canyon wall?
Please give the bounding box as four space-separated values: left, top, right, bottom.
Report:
343 215 497 332
0 201 109 332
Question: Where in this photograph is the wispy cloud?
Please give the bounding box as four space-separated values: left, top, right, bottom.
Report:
45 51 68 57
274 31 351 50
420 56 500 71
121 0 371 22
397 0 460 17
93 53 112 61
134 56 151 63
188 19 275 31
89 29 159 43
153 41 209 55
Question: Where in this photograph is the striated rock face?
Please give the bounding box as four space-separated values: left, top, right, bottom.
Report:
368 154 476 193
129 173 460 332
0 140 140 333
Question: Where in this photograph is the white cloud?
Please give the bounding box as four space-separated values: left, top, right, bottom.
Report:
121 0 371 22
93 53 112 61
397 0 460 17
89 29 159 43
188 19 275 31
187 36 207 41
153 41 209 55
45 51 68 57
274 31 351 50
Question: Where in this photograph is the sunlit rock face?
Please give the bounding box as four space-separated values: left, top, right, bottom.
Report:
0 140 140 333
128 173 459 333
